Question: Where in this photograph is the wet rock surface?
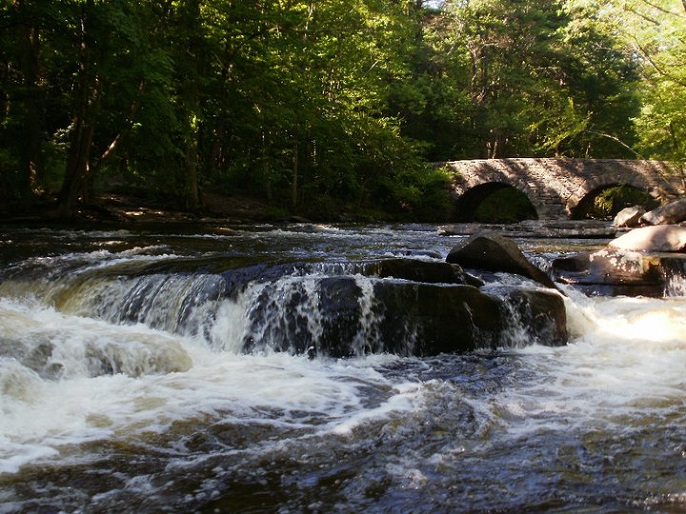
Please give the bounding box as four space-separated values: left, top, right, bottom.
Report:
242 256 568 358
552 249 666 297
446 231 559 290
552 225 686 297
438 220 616 238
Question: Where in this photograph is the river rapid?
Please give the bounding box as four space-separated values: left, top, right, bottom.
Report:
0 223 684 513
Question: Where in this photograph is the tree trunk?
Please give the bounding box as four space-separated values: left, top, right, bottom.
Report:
56 0 100 218
14 1 44 206
292 140 299 208
184 129 201 211
58 116 97 217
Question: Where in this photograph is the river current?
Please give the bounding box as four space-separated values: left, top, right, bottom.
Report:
0 223 684 513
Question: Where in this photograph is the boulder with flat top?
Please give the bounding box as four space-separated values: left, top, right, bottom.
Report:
446 231 559 290
608 225 686 252
242 257 568 357
613 206 645 228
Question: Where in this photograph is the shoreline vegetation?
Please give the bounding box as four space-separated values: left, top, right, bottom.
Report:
0 186 452 226
0 169 672 229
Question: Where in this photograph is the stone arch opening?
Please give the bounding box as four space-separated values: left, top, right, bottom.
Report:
453 182 538 223
570 183 660 220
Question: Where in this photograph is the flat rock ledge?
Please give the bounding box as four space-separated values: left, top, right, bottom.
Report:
240 257 567 358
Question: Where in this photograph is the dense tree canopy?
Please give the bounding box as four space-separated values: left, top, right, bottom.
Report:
604 0 686 162
0 0 682 220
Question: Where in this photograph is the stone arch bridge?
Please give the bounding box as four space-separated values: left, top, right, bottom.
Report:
441 158 685 220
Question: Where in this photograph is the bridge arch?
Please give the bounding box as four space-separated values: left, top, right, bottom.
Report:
565 165 657 216
569 182 659 219
441 158 683 220
453 182 538 222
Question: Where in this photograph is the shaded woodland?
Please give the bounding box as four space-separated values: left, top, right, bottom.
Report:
1 0 684 221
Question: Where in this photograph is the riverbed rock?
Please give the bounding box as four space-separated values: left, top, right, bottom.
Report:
372 282 503 355
640 198 686 225
446 231 558 290
608 225 686 252
551 246 686 297
361 258 470 284
552 249 664 296
242 264 568 357
438 220 616 238
613 206 645 228
501 289 567 346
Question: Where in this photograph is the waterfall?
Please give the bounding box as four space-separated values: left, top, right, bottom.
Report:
2 225 685 513
0 252 565 361
663 257 686 296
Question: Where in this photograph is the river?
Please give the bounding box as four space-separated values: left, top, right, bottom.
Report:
0 223 684 513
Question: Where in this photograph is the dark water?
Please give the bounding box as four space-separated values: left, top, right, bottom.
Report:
0 223 684 513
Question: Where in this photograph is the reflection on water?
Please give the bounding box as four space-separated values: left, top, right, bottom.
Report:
0 223 684 513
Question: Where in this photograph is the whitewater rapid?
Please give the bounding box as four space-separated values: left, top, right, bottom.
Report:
0 224 684 512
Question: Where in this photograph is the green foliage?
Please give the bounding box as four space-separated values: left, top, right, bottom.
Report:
422 0 641 158
375 163 453 221
588 185 659 219
0 0 679 219
581 0 686 163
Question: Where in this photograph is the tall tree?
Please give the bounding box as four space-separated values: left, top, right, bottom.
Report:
424 0 640 158
54 0 166 216
604 0 686 163
0 0 53 207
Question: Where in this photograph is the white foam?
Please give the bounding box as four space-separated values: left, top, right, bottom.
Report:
0 298 417 474
502 294 686 435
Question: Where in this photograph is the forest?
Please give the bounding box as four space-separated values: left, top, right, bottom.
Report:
1 0 685 221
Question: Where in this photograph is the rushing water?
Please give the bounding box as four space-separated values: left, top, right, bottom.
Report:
0 223 684 513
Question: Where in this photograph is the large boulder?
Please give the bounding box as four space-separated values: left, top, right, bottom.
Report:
640 198 686 225
613 205 645 228
608 225 686 252
552 225 686 296
242 262 568 357
446 231 558 290
552 249 665 297
371 281 504 355
500 289 567 346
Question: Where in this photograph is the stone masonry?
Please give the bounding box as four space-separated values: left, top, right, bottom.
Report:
441 158 685 219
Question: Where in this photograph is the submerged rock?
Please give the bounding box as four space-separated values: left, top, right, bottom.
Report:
446 231 559 290
438 220 616 238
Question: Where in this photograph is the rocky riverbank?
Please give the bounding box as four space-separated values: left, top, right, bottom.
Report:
550 199 686 296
